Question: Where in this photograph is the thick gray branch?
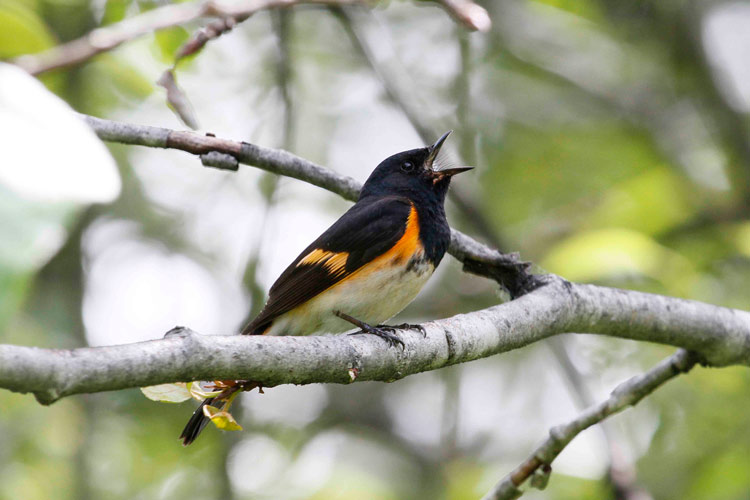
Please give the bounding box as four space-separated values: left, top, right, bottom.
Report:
482 349 698 500
1 280 748 405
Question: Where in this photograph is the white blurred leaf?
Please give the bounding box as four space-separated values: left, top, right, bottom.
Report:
0 63 120 203
140 382 192 403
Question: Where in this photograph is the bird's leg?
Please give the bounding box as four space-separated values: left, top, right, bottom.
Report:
335 311 405 349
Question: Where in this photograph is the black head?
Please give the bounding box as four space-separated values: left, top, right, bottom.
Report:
359 131 473 203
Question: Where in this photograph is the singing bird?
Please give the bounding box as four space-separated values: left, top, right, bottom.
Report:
180 131 472 445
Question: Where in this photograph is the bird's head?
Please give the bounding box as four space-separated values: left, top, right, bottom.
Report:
359 131 473 203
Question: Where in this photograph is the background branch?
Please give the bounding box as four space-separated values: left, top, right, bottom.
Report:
12 0 489 76
482 349 698 500
546 338 654 500
435 0 491 32
12 0 364 75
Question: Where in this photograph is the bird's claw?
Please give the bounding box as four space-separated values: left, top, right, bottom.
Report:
349 325 405 349
385 323 427 338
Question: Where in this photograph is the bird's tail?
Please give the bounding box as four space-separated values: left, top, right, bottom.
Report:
179 397 215 446
180 381 254 446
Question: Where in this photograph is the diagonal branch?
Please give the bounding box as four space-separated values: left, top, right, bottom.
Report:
12 0 489 76
545 338 654 500
482 349 698 500
12 0 366 75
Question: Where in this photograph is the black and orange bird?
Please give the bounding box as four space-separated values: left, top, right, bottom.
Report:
180 131 472 445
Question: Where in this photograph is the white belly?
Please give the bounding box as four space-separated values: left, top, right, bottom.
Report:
265 260 435 336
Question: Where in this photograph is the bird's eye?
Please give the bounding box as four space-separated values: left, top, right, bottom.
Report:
401 161 414 172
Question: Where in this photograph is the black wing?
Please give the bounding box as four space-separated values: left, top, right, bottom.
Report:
242 196 414 335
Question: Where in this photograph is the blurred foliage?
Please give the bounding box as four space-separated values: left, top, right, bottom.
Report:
3 0 750 499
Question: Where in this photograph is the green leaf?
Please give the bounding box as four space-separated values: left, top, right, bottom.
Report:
101 0 132 25
91 55 155 100
154 26 190 62
202 405 243 431
0 0 56 58
587 167 695 235
541 228 695 289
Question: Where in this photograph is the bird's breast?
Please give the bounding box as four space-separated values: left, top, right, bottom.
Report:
265 252 435 336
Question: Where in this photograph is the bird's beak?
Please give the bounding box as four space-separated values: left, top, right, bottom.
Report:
431 166 474 183
437 166 474 177
425 130 452 170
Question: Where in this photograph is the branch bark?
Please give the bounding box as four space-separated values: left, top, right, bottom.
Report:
482 349 698 500
2 279 748 406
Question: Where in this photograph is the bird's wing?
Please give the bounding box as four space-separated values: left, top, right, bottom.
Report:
242 196 419 335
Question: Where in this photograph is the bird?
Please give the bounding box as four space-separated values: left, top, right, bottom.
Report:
180 131 472 445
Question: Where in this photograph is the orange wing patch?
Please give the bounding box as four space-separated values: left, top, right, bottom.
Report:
384 205 422 264
297 249 349 276
338 205 424 283
296 205 422 288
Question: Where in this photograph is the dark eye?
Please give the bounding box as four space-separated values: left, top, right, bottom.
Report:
401 161 414 172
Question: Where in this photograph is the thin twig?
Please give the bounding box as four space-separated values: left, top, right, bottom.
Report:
482 349 699 500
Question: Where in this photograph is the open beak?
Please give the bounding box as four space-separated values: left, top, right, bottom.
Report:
425 130 452 169
425 131 474 181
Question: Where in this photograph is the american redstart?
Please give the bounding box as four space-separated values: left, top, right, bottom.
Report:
180 131 472 445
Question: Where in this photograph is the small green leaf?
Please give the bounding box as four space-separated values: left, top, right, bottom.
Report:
202 405 243 431
140 383 191 403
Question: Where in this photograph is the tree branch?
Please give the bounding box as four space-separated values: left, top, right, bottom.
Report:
12 0 365 75
1 279 748 405
481 348 698 500
13 0 489 76
545 338 654 500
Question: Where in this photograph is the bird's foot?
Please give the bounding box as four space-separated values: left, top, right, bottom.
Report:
335 311 405 349
350 324 405 349
381 323 426 338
